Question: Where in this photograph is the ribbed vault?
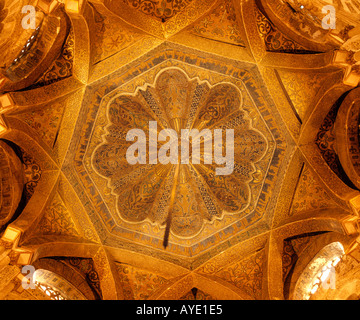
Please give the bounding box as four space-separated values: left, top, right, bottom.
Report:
0 0 360 300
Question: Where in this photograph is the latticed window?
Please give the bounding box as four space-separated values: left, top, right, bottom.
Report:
35 281 66 300
33 268 87 300
294 242 345 300
308 256 342 297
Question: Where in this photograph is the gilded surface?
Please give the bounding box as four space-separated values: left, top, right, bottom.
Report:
91 67 269 239
75 45 284 259
0 0 360 301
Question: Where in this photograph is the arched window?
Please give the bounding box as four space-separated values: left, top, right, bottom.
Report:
33 269 87 300
35 282 66 300
294 242 345 300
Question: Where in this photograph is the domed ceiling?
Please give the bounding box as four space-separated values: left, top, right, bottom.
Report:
77 47 282 259
0 0 360 300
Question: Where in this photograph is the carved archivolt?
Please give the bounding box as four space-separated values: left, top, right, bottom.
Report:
0 0 68 92
335 87 360 189
0 141 24 228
